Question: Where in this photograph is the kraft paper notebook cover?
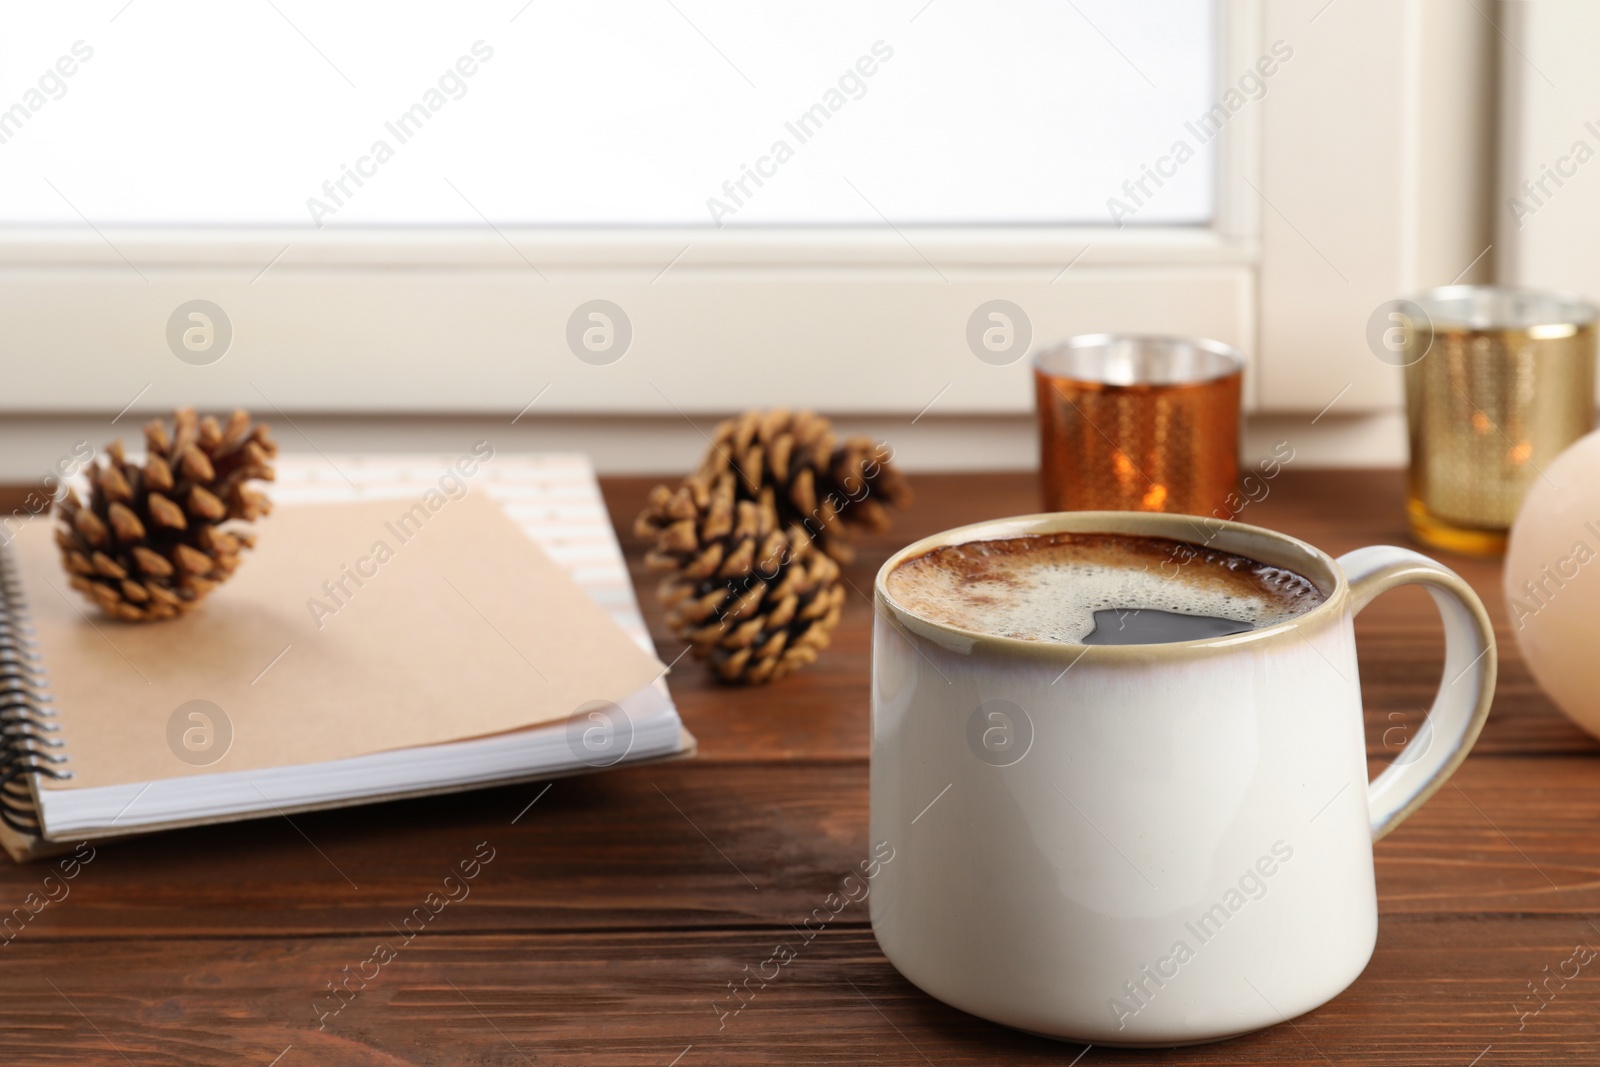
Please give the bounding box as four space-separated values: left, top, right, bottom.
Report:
0 481 693 860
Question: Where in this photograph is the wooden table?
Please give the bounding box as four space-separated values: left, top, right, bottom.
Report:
2 470 1596 1066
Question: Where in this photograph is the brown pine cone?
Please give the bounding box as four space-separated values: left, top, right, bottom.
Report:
640 409 910 566
54 408 276 621
638 471 845 685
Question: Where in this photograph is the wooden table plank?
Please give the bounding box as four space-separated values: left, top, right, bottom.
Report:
2 917 1595 1066
0 753 1596 943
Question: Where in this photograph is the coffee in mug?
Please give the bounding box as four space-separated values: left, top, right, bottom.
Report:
869 512 1496 1045
885 531 1325 646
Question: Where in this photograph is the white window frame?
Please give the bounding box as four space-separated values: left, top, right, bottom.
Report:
0 0 1496 473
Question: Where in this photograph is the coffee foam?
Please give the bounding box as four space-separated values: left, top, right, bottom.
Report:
884 531 1325 644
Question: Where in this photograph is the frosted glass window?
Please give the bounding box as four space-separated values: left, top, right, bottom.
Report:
0 0 1215 227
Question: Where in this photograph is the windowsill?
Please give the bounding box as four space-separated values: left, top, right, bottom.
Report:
0 225 1255 269
0 411 1406 484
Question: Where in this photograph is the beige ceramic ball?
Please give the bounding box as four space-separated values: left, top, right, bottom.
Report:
1505 428 1600 740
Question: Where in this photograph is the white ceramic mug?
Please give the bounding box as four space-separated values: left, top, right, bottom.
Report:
868 512 1496 1046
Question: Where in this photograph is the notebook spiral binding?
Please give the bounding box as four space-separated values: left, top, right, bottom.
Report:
0 543 72 834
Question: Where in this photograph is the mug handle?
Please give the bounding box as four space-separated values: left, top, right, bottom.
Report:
1337 546 1497 841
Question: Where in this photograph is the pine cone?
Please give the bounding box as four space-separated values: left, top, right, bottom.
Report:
54 408 277 621
641 409 910 566
637 471 845 685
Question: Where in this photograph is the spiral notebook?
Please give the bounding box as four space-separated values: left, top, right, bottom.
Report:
0 454 692 861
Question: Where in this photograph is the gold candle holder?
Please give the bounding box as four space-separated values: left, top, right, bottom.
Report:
1402 285 1597 556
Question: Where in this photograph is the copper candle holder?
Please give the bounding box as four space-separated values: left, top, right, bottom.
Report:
1033 335 1244 516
